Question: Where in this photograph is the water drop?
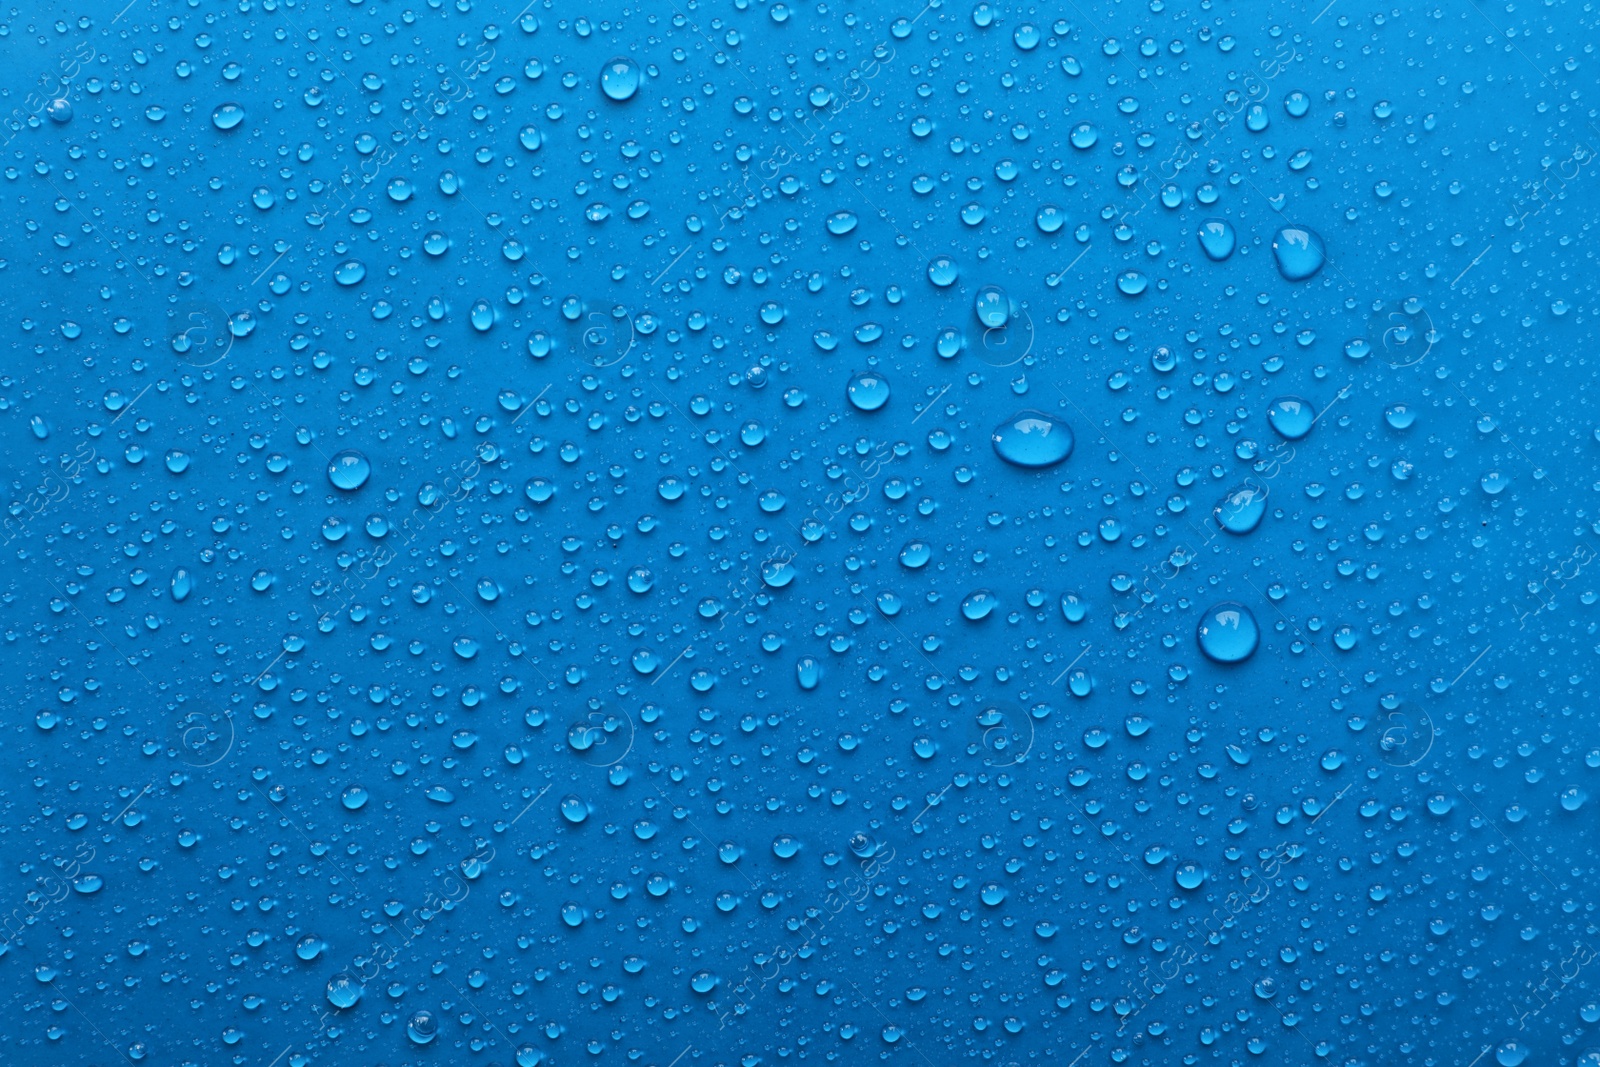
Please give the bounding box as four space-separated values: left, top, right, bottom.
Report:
826 211 858 235
327 450 371 491
325 974 363 1009
1266 396 1316 440
1197 219 1236 261
1271 225 1325 281
600 58 641 101
991 410 1073 468
1213 482 1268 534
973 286 1010 329
211 103 245 130
846 372 890 412
1196 602 1260 663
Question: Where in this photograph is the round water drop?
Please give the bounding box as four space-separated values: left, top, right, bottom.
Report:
846 372 890 412
295 936 325 961
519 125 543 151
899 541 932 569
1116 270 1148 296
1035 204 1065 234
1175 863 1206 890
1480 470 1510 495
961 590 997 621
325 974 363 1009
599 58 640 101
1496 1044 1528 1067
46 98 71 124
211 103 245 130
1196 602 1260 664
406 1010 438 1045
974 286 1010 329
1197 219 1236 261
340 785 369 811
992 410 1073 468
334 260 366 286
1214 482 1267 534
826 211 858 235
1070 122 1098 149
762 557 796 588
1271 225 1325 281
1266 396 1315 440
386 177 413 202
1284 90 1310 117
927 256 959 287
327 450 371 491
560 795 589 823
165 450 190 473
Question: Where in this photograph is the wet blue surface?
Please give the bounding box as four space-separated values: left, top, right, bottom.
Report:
3 2 1600 1066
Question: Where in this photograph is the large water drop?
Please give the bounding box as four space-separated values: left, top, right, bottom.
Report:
1271 226 1325 281
991 410 1073 468
1197 219 1236 261
327 450 372 491
1196 602 1260 664
599 58 641 101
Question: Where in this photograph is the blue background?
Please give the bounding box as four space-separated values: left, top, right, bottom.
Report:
1 1 1598 1065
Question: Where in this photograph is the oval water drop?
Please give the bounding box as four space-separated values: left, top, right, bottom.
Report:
211 103 245 130
1213 482 1267 534
1266 396 1316 440
1197 219 1236 261
1271 225 1325 281
991 410 1073 468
